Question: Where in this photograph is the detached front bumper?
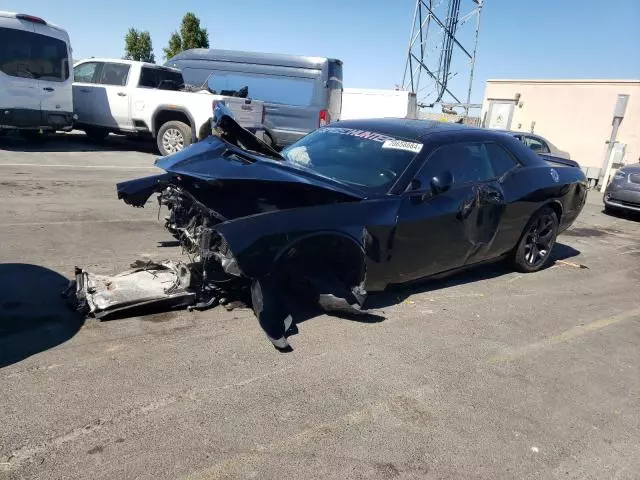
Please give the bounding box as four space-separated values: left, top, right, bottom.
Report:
62 261 197 320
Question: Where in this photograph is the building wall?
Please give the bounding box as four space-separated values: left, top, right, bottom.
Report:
481 80 640 170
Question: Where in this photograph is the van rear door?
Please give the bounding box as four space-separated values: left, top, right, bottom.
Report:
0 17 41 125
31 22 73 126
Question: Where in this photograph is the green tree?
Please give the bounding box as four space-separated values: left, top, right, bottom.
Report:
163 12 209 60
163 32 183 61
124 28 155 63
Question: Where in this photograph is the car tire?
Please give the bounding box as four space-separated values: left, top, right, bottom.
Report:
84 127 109 142
157 121 192 156
603 205 616 215
511 206 559 273
20 130 45 142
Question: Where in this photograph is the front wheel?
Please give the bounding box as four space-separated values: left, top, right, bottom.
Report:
511 207 559 273
157 121 192 156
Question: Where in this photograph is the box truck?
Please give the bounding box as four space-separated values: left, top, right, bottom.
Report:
340 88 418 121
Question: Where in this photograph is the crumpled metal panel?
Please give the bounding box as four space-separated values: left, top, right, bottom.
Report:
66 261 196 319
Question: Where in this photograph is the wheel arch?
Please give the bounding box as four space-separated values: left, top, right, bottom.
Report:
151 106 197 142
544 199 563 223
273 230 367 288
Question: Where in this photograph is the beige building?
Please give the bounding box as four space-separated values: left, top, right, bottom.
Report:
481 79 640 177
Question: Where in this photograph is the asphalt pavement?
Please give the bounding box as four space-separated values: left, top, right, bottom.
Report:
1 133 639 480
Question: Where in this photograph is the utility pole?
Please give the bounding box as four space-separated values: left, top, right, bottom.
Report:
600 94 629 191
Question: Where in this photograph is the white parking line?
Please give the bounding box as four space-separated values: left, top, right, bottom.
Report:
0 163 157 170
4 219 158 227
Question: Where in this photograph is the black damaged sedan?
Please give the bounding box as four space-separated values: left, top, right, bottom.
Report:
103 109 588 350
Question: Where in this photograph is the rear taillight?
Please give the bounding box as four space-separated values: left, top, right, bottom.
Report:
16 14 47 25
319 109 328 127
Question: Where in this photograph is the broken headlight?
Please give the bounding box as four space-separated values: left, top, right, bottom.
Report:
214 234 243 277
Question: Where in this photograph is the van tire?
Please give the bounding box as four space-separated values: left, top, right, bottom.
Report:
157 121 192 156
20 130 45 142
84 127 109 142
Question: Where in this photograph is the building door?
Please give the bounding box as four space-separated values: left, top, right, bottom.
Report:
486 101 515 130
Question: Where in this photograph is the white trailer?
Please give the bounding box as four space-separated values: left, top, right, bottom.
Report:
339 88 418 121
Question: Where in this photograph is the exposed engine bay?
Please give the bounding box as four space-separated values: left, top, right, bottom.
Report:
65 172 369 351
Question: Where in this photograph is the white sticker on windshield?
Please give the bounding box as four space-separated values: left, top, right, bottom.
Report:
381 139 423 153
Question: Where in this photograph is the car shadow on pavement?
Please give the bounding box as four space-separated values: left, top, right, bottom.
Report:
0 131 156 154
0 264 83 369
603 207 640 222
366 242 582 310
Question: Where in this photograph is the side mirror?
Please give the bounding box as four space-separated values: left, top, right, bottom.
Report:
430 170 453 195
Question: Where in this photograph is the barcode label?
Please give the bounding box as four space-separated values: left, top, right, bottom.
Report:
381 139 423 153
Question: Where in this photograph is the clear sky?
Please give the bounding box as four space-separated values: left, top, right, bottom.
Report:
4 0 639 104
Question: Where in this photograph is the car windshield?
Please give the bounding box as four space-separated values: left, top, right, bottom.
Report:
281 127 422 193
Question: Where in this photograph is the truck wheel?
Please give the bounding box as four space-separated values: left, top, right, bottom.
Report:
157 121 192 156
84 127 109 142
511 207 559 273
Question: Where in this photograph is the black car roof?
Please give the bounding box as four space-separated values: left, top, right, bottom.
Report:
333 118 508 142
332 118 469 141
331 118 545 168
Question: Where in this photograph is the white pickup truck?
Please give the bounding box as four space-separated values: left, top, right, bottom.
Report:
72 59 265 155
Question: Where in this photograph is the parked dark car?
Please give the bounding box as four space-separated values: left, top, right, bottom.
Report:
76 110 588 351
603 163 640 214
503 131 571 160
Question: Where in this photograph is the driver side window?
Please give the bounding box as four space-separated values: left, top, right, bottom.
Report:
415 141 495 188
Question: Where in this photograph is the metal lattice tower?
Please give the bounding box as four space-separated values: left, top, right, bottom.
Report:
402 0 484 117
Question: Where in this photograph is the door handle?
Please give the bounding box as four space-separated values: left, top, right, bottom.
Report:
43 87 55 92
79 88 90 93
117 92 127 97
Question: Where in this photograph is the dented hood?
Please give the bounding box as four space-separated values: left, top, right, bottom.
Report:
153 135 366 200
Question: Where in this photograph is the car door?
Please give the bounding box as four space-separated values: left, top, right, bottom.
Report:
31 22 72 121
390 141 506 283
93 61 132 129
72 61 102 125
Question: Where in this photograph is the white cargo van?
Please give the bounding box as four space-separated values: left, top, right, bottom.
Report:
0 12 74 135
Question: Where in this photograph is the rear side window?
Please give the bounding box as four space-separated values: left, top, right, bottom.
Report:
97 63 130 86
184 68 316 106
525 136 550 153
74 62 100 83
0 26 69 82
139 67 184 89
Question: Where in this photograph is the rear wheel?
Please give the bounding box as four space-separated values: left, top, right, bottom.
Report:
84 127 109 142
20 130 45 142
511 207 559 273
157 121 192 156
